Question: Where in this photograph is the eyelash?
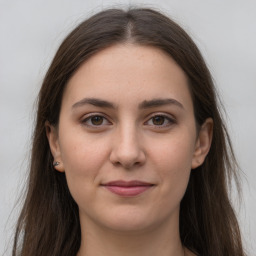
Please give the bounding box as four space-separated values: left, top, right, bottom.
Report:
144 114 176 128
81 113 111 128
81 113 176 128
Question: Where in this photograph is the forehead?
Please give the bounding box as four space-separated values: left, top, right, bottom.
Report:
63 44 193 111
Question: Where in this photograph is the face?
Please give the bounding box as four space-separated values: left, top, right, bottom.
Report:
47 44 212 233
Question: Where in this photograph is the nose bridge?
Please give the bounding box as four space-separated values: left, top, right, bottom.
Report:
110 120 145 168
119 122 138 152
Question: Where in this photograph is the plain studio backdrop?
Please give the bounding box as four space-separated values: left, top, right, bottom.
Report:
0 0 255 255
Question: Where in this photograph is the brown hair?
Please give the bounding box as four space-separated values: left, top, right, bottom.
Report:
12 8 245 256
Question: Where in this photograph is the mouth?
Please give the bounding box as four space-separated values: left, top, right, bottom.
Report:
101 180 155 197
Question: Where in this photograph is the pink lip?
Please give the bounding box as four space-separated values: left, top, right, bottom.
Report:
102 180 154 197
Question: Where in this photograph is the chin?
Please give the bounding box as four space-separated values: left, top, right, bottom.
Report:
95 207 164 234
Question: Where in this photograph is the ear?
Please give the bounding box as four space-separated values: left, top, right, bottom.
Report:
191 118 213 169
45 121 65 172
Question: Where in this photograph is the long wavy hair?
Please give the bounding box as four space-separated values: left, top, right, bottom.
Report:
12 8 245 256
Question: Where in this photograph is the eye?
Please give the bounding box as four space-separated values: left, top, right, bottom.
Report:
145 114 176 127
151 116 166 125
81 114 111 127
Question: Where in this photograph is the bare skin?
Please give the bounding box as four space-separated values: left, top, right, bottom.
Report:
47 44 212 256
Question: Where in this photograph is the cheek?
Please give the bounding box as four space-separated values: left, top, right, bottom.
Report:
153 133 195 171
58 128 110 197
59 126 108 173
59 138 110 210
149 131 195 195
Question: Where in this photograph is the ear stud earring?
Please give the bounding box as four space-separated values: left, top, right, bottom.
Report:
53 161 60 167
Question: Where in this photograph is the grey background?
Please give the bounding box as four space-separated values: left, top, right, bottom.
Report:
0 0 255 255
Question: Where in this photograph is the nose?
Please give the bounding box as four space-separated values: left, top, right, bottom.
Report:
109 125 146 169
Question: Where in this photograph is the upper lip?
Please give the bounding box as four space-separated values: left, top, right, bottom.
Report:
102 180 154 187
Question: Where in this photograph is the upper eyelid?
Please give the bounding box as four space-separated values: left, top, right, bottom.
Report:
144 113 176 126
81 112 111 121
145 112 176 121
80 113 112 126
80 112 176 123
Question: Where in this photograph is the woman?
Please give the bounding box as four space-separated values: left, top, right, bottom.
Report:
12 8 246 256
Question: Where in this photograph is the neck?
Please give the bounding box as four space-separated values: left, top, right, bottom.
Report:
77 213 185 256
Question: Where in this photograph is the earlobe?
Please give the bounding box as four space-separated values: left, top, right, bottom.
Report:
45 121 65 172
191 118 213 169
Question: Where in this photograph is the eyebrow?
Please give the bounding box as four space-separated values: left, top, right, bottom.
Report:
139 98 184 110
72 97 184 110
72 98 116 109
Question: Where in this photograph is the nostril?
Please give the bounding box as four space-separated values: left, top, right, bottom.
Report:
110 153 146 170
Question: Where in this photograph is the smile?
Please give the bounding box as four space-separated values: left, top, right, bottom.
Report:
101 180 155 197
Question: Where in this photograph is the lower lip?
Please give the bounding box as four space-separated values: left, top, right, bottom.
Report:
103 185 152 197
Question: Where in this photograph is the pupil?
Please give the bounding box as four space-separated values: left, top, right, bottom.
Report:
153 116 164 125
92 116 103 125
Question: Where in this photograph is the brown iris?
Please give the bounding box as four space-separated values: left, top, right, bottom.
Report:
91 116 104 125
152 116 165 125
